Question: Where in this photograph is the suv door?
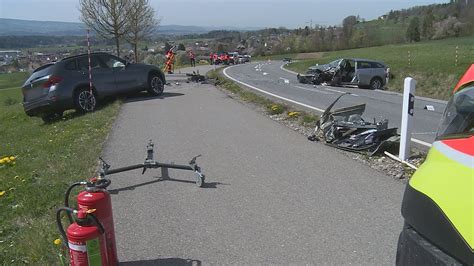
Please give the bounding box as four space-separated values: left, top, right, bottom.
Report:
98 54 142 93
355 61 373 86
77 55 117 96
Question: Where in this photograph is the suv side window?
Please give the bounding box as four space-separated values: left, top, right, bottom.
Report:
99 54 125 69
358 61 372 69
77 55 106 71
64 59 77 71
370 62 384 69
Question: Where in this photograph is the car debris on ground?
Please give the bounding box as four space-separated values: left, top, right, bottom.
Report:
308 93 399 156
186 71 207 83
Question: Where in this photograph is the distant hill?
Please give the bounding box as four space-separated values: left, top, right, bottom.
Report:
0 18 85 36
0 18 261 36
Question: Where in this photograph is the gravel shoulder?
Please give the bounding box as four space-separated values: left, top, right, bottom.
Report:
102 66 405 265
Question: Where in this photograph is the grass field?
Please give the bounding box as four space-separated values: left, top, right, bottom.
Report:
0 73 120 264
0 72 29 90
285 36 474 100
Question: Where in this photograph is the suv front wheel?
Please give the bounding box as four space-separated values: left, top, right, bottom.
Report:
148 74 164 96
74 88 97 113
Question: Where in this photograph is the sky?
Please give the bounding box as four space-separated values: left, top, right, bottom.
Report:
0 0 450 28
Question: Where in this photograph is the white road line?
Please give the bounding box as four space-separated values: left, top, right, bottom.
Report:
325 88 345 94
279 77 290 84
263 72 268 76
293 85 333 94
223 66 324 112
411 138 432 147
280 63 299 75
223 65 432 148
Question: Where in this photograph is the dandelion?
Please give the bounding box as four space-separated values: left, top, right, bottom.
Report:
0 191 5 197
53 238 62 246
9 156 15 161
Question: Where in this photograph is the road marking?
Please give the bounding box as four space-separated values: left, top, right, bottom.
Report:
325 88 345 94
411 138 432 147
279 77 290 84
223 66 324 112
263 72 268 76
293 85 332 94
223 65 432 148
280 63 299 75
324 87 359 97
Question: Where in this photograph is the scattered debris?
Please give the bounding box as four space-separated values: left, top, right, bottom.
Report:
308 93 399 156
186 71 207 83
424 105 435 111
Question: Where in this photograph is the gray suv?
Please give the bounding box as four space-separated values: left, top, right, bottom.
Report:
22 52 165 122
297 58 388 90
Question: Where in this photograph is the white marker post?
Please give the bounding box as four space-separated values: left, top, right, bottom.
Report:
400 77 416 161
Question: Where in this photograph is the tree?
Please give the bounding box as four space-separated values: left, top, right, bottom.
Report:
80 0 132 57
406 17 421 42
177 43 186 51
421 11 435 39
342 15 358 39
125 0 158 63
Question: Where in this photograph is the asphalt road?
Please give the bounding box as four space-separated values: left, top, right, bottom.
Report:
224 61 448 146
103 66 405 264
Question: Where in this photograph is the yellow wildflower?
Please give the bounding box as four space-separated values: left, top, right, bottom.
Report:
53 238 61 245
9 156 15 161
0 191 5 197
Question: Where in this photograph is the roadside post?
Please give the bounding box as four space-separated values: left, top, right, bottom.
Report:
399 77 416 161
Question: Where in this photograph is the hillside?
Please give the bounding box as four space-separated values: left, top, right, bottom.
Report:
285 36 474 101
0 18 259 36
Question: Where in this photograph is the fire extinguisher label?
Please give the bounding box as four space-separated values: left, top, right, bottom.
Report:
86 238 102 266
68 242 87 252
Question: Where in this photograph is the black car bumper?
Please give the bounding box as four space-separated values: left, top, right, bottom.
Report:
396 225 462 265
23 98 64 117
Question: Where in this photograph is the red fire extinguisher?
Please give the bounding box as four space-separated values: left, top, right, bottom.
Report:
77 179 118 266
65 178 118 265
56 207 108 266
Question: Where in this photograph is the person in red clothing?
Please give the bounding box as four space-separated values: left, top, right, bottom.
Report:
164 48 175 74
188 50 196 67
209 52 214 65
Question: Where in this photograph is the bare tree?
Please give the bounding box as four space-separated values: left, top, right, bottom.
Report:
79 0 132 57
126 0 158 63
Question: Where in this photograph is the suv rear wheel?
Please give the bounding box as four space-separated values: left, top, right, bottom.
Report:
148 74 164 96
74 88 96 113
370 77 383 90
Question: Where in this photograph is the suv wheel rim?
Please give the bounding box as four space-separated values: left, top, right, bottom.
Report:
151 76 163 93
372 79 382 90
78 90 96 111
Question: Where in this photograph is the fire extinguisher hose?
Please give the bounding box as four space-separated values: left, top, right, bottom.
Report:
56 207 75 248
65 182 85 223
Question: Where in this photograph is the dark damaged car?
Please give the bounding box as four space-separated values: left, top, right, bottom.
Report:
297 58 388 90
22 52 166 122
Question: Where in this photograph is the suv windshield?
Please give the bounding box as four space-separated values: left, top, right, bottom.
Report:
328 59 341 68
436 86 474 140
